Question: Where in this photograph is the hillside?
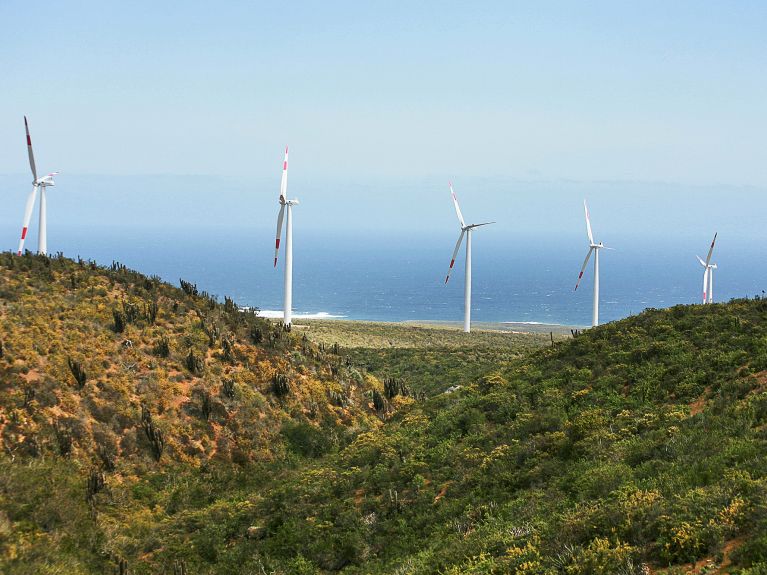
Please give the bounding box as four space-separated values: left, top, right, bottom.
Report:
0 253 382 574
3 255 767 574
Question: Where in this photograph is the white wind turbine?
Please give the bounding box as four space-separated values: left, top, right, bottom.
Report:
444 183 494 333
17 116 58 256
273 146 299 326
696 233 718 304
574 200 611 327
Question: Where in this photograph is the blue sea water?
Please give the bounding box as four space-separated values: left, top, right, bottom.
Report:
2 173 765 327
32 225 767 328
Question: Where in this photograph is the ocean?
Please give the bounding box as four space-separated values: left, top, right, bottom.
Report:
27 225 766 328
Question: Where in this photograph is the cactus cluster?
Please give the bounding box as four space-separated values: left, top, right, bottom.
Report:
201 319 220 346
86 468 105 504
67 357 87 388
153 335 171 358
200 391 212 421
140 404 165 461
222 334 235 362
271 373 290 397
53 420 73 456
185 349 203 375
384 377 410 399
328 389 349 407
223 296 237 314
113 309 127 333
145 300 159 324
179 278 198 297
372 389 386 412
222 378 236 399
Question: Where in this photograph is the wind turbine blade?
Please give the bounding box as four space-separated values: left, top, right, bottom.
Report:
444 230 465 284
469 221 496 228
274 204 285 267
449 183 466 228
584 200 594 244
696 255 707 267
17 186 38 256
24 116 37 182
705 232 717 265
702 267 709 303
574 247 594 291
279 146 288 202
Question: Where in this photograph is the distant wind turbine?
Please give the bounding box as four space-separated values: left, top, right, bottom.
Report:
273 146 299 326
697 233 718 304
17 116 58 256
574 200 611 327
444 183 494 333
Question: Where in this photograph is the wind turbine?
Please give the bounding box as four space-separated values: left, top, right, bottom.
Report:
696 233 718 304
17 116 58 256
574 200 610 327
273 146 299 326
444 183 494 333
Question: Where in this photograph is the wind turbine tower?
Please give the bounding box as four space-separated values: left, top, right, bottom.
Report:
444 183 494 333
697 233 718 304
574 200 611 327
273 147 299 326
17 117 58 256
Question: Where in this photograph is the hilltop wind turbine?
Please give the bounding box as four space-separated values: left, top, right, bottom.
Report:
697 233 718 304
17 116 58 256
273 146 299 326
574 200 610 327
444 183 494 333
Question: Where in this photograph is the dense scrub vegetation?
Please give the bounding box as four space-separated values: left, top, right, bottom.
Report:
2 253 767 573
0 253 381 574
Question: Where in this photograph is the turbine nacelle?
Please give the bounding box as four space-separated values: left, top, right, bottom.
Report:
462 221 495 231
696 256 717 269
35 172 58 187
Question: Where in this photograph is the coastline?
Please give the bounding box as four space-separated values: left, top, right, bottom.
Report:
274 317 580 351
260 314 582 336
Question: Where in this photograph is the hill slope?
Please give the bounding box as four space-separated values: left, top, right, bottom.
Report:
201 299 767 575
3 255 767 574
0 253 381 574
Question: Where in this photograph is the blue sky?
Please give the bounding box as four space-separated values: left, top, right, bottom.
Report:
0 1 766 240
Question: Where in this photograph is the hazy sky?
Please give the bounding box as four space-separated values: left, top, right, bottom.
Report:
1 1 765 184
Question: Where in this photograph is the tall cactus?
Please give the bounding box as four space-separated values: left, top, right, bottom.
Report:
67 357 87 388
140 404 165 461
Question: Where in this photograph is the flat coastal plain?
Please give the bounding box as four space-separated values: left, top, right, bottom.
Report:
293 318 577 396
